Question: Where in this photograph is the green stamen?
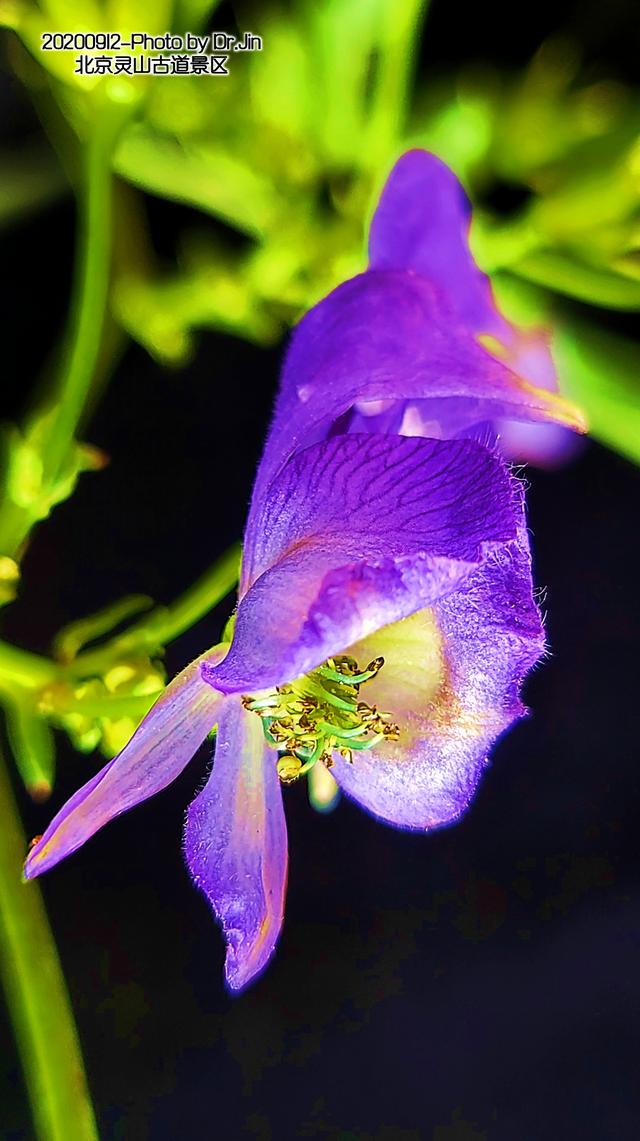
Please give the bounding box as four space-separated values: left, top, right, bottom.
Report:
242 652 399 784
302 677 359 712
316 720 371 740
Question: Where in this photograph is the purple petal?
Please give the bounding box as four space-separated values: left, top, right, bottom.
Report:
184 697 287 992
496 334 585 466
370 150 588 471
498 418 586 468
331 534 544 828
207 433 520 694
245 272 585 554
369 149 507 337
368 150 580 443
24 649 228 878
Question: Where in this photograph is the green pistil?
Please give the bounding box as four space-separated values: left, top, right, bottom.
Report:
242 653 399 784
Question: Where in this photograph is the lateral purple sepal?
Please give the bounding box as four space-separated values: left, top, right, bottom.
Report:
24 649 228 879
184 698 287 991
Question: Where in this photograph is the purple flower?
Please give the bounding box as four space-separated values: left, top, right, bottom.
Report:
25 151 585 991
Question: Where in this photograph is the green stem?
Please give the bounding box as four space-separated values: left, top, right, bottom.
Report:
0 540 240 700
140 541 241 646
70 541 241 677
0 746 99 1141
42 95 130 484
0 641 59 690
0 89 135 558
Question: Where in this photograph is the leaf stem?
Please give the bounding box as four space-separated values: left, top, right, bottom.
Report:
139 541 242 646
0 640 59 689
42 92 132 484
0 85 135 559
0 746 99 1141
70 541 241 676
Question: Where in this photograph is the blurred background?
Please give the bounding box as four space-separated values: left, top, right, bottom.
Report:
1 1 639 1138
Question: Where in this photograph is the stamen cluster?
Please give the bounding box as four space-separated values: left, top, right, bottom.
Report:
242 655 400 783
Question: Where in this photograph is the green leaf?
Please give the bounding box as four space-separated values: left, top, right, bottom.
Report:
514 252 640 310
553 317 640 464
173 0 221 32
114 125 281 237
0 144 67 230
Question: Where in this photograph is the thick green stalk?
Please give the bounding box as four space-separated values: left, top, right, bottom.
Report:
0 746 99 1141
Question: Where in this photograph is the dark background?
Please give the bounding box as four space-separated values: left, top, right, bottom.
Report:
2 1 640 1138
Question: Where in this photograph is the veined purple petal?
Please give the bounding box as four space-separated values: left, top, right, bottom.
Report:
24 648 229 879
184 697 287 992
207 433 520 694
331 532 544 828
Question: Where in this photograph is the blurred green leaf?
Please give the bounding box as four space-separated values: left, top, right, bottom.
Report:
107 0 174 35
554 317 640 463
173 0 220 31
114 124 281 236
0 558 20 606
514 251 640 309
0 144 67 229
3 413 105 530
307 0 426 166
247 12 315 145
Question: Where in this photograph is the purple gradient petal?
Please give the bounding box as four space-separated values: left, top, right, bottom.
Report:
497 333 585 466
371 151 587 470
369 149 508 338
331 532 544 828
498 418 586 468
369 151 575 426
24 649 228 878
184 697 287 992
206 433 520 693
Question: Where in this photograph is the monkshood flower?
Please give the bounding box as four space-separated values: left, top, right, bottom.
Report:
25 151 585 991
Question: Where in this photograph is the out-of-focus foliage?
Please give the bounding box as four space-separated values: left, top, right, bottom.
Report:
1 0 640 802
3 2 638 452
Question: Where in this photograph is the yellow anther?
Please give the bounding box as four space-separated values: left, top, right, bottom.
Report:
277 754 303 784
